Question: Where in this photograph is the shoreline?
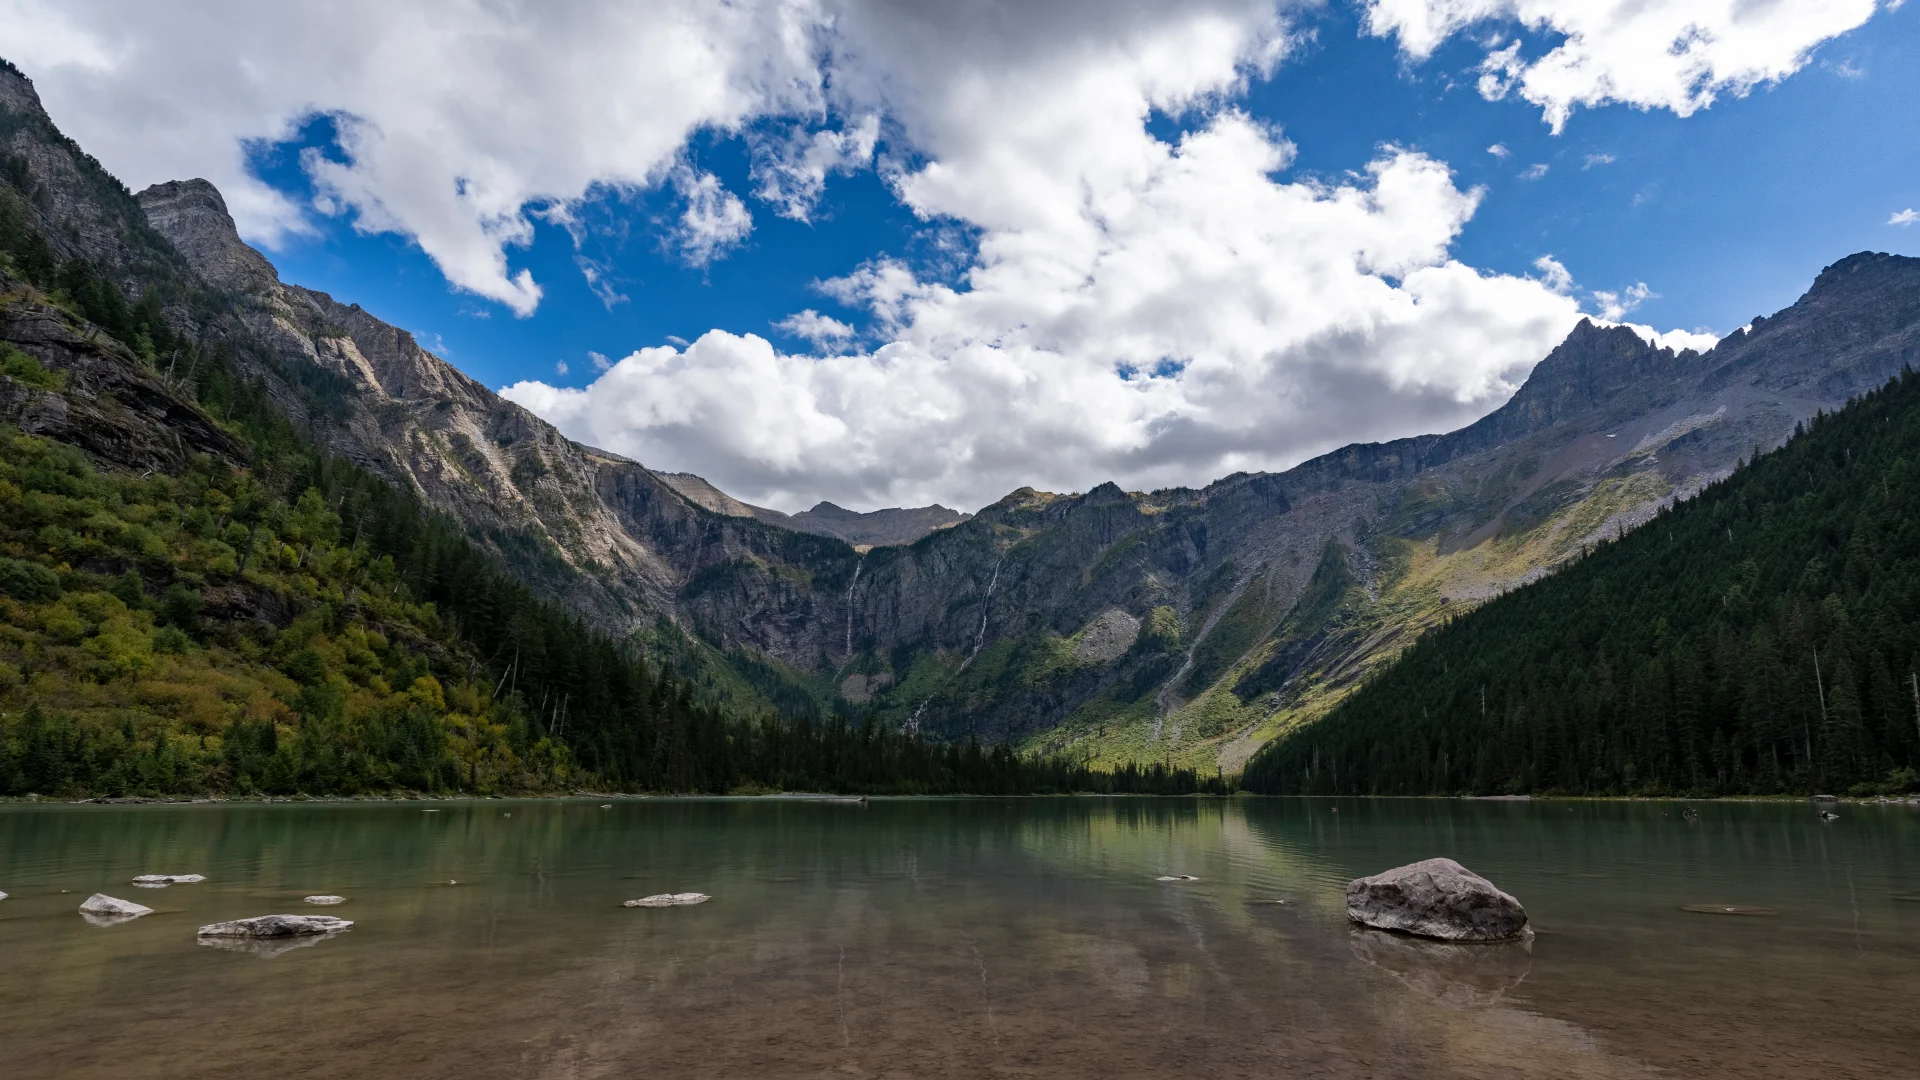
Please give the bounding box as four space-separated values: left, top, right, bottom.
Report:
2 791 1914 807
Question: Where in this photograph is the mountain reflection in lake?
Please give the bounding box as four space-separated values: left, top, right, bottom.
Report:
2 798 1915 1079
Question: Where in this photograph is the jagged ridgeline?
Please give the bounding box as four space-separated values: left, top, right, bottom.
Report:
0 57 1222 798
1244 371 1920 798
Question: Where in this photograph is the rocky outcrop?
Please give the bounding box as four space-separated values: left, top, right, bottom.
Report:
197 914 354 937
0 275 248 474
133 180 282 297
1346 858 1530 942
78 893 153 919
1072 609 1142 663
0 62 187 281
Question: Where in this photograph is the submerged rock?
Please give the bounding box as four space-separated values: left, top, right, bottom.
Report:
1350 928 1533 1009
198 914 353 938
199 932 344 958
624 893 710 908
1346 858 1530 942
79 893 153 920
132 874 206 886
1156 875 1199 882
303 895 347 905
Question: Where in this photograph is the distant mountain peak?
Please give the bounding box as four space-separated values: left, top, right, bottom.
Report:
135 179 281 295
1806 251 1917 303
789 500 971 547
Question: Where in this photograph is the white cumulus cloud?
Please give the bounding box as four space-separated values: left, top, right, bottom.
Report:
4 1 1747 511
669 166 753 267
1363 0 1885 131
774 309 857 350
1890 209 1919 227
1531 255 1573 294
1 0 828 313
1592 282 1652 322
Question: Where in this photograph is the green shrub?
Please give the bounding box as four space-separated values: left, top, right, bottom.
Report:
0 555 59 601
0 344 65 391
159 583 202 632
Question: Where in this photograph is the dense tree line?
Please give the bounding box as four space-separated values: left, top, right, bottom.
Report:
1 143 1232 800
1244 371 1920 798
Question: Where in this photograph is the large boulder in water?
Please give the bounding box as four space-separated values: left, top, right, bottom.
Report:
79 893 153 919
197 914 353 938
1345 858 1529 942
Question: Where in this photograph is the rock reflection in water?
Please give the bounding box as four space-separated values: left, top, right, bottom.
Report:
196 931 348 959
1349 928 1533 1009
77 912 147 929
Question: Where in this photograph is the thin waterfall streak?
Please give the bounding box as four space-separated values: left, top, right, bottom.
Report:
957 557 1004 675
844 555 864 660
907 555 1005 736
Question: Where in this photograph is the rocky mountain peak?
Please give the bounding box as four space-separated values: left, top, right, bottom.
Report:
0 56 42 114
1477 318 1682 439
1805 251 1914 301
0 56 185 277
135 179 281 295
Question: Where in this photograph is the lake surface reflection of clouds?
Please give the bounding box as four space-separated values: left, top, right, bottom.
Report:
1 797 1915 1078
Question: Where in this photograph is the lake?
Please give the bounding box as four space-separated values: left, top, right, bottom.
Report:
2 797 1916 1079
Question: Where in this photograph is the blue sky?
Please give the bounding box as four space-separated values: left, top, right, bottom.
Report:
247 2 1919 392
9 0 1916 510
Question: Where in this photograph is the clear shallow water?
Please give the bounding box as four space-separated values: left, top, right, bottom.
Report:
1 797 1917 1080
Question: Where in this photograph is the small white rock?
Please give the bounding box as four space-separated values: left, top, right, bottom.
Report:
1156 875 1199 882
624 892 710 908
133 874 206 885
303 895 347 905
79 893 153 918
0 890 9 901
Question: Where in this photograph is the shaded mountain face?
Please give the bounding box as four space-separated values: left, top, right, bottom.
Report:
652 473 968 548
6 58 1915 770
787 502 971 548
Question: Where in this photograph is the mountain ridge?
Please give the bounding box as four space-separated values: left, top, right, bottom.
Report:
7 55 1916 770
